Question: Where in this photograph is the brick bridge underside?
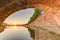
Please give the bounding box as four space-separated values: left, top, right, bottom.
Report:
0 0 60 40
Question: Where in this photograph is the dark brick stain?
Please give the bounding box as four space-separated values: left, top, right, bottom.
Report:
0 0 12 7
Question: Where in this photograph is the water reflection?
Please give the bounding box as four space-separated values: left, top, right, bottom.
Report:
0 26 33 40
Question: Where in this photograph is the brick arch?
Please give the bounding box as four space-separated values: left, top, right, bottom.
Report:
0 0 60 40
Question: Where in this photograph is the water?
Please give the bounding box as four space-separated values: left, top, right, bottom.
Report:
0 26 33 40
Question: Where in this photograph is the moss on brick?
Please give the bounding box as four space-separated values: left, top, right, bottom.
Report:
28 9 42 24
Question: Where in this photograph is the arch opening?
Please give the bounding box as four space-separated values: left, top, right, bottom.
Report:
1 8 35 40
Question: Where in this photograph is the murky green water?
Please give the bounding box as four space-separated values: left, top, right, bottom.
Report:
0 26 33 40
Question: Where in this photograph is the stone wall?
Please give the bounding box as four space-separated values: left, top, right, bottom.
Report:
0 0 60 40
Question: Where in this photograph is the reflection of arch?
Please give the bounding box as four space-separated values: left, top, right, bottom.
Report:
0 0 60 40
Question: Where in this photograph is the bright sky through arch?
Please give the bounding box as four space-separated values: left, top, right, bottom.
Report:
4 8 34 25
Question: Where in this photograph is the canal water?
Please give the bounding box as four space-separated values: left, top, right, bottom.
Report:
0 26 33 40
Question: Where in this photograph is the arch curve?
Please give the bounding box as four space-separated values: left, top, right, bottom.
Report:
0 0 60 23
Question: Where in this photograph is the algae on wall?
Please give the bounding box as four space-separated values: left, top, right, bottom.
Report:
28 9 42 24
28 28 35 40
